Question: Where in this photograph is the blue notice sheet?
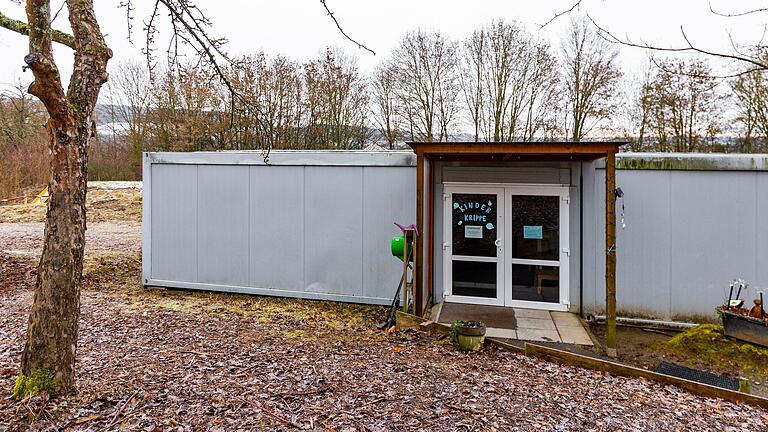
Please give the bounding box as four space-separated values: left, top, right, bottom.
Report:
523 225 543 239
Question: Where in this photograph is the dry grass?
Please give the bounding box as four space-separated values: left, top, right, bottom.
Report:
0 186 142 223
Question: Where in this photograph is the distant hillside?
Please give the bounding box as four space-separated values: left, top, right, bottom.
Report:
94 104 132 126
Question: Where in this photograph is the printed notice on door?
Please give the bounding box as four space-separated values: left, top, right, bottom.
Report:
523 225 543 239
465 225 483 239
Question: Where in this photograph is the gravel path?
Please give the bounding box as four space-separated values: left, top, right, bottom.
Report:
0 221 141 257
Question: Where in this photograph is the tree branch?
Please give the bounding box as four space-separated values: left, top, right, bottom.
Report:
319 0 375 56
66 0 113 110
709 3 768 18
23 0 71 123
539 0 582 29
587 14 768 71
0 10 75 49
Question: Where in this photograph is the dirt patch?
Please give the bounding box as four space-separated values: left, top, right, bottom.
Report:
0 254 36 295
0 186 141 224
1 253 766 431
0 221 141 257
588 323 768 397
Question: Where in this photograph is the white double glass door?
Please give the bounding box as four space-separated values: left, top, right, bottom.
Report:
443 184 570 311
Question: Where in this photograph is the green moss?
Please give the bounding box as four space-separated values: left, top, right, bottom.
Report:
67 97 81 114
617 155 768 171
656 324 768 375
12 370 58 398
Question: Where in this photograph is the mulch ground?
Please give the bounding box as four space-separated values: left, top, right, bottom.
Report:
1 253 766 431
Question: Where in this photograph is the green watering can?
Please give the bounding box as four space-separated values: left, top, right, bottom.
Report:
391 222 417 262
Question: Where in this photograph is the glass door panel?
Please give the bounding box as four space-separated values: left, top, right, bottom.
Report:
511 195 559 261
452 261 497 298
507 189 567 307
444 189 504 306
452 193 498 257
511 264 560 303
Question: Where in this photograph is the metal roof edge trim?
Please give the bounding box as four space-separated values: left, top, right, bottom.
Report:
593 153 768 171
144 150 417 167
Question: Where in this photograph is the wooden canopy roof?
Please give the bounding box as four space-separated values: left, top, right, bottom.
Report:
407 141 626 161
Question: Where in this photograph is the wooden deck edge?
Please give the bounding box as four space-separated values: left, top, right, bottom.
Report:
395 310 427 330
524 343 768 409
485 337 525 353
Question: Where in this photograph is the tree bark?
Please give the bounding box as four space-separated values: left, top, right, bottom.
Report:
19 118 89 394
10 0 111 397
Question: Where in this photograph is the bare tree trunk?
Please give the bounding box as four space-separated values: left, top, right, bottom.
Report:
19 119 89 394
9 0 111 397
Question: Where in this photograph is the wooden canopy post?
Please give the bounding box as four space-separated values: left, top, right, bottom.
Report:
414 152 424 316
605 150 617 358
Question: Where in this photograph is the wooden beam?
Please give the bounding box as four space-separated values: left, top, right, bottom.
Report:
426 157 435 314
408 142 621 156
525 343 768 409
605 151 617 358
415 152 424 316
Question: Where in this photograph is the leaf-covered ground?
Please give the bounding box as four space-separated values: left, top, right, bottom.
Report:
1 252 767 431
1 186 767 431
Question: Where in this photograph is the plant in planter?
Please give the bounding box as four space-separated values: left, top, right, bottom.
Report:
450 320 486 351
717 279 768 348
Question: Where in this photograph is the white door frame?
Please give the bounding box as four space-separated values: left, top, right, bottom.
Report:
503 185 570 312
442 185 505 306
443 182 570 311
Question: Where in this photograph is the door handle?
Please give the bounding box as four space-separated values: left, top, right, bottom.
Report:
494 239 502 247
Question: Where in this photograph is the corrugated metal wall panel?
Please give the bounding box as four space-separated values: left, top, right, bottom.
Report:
145 152 415 305
303 166 365 297
668 171 757 319
757 174 768 287
613 170 672 318
361 167 416 299
249 166 305 291
590 168 768 320
197 165 250 286
150 164 198 282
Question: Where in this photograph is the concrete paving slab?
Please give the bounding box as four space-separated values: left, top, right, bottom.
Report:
515 317 557 330
551 311 583 327
557 325 593 345
512 308 551 319
486 327 517 339
516 328 561 343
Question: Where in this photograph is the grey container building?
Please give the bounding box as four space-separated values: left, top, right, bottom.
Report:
142 151 415 305
143 150 768 321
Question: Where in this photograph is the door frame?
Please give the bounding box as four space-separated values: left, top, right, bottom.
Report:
503 184 570 312
443 182 570 311
442 185 505 306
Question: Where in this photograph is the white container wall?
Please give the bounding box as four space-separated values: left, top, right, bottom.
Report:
142 151 416 305
586 154 768 320
144 151 768 321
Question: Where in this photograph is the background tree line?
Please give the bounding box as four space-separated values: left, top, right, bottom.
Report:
3 16 768 198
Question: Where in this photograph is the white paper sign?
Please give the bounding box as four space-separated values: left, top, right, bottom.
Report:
465 225 483 239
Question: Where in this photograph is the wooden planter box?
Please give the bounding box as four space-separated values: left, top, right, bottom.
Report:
718 308 768 348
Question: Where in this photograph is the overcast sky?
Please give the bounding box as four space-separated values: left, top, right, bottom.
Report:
1 0 767 92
